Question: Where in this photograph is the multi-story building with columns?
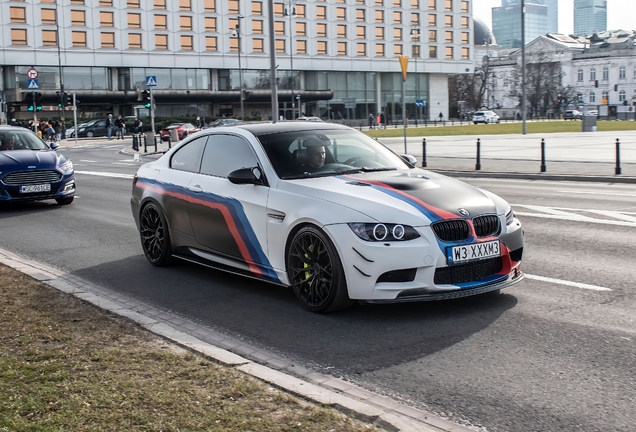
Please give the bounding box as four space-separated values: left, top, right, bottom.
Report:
0 0 475 125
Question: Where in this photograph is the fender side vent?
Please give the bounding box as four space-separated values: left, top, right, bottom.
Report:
377 268 417 283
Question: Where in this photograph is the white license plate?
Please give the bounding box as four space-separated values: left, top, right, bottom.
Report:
447 240 500 265
20 184 51 193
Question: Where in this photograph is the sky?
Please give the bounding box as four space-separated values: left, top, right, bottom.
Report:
473 0 636 35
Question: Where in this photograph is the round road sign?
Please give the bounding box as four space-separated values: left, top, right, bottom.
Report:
27 68 38 79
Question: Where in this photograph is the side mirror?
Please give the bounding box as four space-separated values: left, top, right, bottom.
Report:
50 142 60 150
400 154 417 167
228 167 264 185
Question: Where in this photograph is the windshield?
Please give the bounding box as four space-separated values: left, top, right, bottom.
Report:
0 130 49 151
256 129 411 180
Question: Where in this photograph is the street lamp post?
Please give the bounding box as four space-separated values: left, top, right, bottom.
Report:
284 0 297 119
55 0 65 131
410 21 420 122
232 16 245 120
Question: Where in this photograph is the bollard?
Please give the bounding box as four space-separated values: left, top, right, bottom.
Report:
422 138 427 168
540 138 546 172
475 138 481 170
154 134 158 152
615 138 622 175
143 133 147 153
132 134 138 151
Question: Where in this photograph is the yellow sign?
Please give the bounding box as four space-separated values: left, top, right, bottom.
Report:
399 56 409 81
602 97 608 105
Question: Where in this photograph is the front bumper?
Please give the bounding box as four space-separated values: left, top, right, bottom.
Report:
0 175 75 202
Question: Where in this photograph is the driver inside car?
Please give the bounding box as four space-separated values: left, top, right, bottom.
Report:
0 135 16 151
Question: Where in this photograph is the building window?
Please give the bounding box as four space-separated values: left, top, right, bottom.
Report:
461 32 469 43
445 0 452 11
296 4 305 17
180 0 191 11
461 1 468 12
11 29 27 45
577 69 583 82
180 35 193 50
461 16 469 28
317 41 327 55
429 0 436 9
71 10 85 26
429 14 436 26
204 0 215 12
100 0 113 5
70 0 84 3
411 0 419 8
127 0 140 7
394 28 402 41
229 18 240 32
393 0 401 6
356 9 366 22
205 36 217 50
275 39 285 53
42 30 57 46
100 12 114 27
337 25 347 38
155 0 166 9
229 37 238 51
72 31 87 47
275 21 285 35
317 23 327 37
228 0 239 13
337 7 346 20
128 33 142 49
252 1 262 15
589 91 595 103
41 9 56 25
429 29 436 42
393 11 402 24
338 41 347 55
155 15 168 29
101 32 115 48
10 7 26 23
411 13 419 26
445 30 453 43
590 68 596 80
375 10 384 23
634 68 636 79
357 42 366 56
128 13 141 28
429 45 437 58
155 34 168 49
445 15 452 27
252 20 263 34
376 0 384 5
252 38 264 52
394 44 402 56
602 66 609 81
619 66 626 79
445 46 453 58
357 26 366 38
619 90 626 102
180 16 192 31
412 44 419 57
316 6 326 19
375 43 385 57
274 3 284 16
602 90 609 101
461 47 469 59
296 22 306 36
376 27 384 40
297 39 307 54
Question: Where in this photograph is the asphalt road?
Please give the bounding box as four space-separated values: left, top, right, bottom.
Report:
1 141 635 432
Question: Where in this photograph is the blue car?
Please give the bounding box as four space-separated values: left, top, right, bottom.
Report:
0 126 75 205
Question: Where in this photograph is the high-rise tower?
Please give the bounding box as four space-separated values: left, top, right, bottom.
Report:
574 0 607 36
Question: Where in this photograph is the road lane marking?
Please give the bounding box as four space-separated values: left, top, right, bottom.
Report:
75 170 134 179
79 160 97 162
558 190 636 197
513 205 636 227
525 274 612 291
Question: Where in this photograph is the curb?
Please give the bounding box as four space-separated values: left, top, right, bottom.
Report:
430 169 636 184
0 247 477 432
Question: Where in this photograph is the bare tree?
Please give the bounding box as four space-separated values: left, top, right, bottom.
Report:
449 58 495 112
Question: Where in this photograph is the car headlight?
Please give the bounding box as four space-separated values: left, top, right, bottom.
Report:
505 206 516 226
59 160 74 174
348 223 420 242
79 128 85 132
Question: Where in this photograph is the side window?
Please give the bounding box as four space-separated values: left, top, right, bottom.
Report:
170 136 207 172
200 134 259 178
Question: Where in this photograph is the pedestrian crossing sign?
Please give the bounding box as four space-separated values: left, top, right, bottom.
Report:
28 79 39 89
145 76 157 87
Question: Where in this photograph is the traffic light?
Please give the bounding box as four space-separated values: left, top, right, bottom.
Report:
35 92 43 111
614 84 619 92
141 89 151 108
595 80 599 88
65 93 73 106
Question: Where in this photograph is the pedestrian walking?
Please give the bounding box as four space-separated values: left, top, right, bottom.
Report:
439 111 444 122
106 114 113 140
380 111 386 129
54 120 62 142
368 113 374 129
114 115 125 140
133 118 143 134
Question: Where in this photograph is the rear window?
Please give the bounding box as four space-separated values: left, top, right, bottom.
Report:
474 112 484 116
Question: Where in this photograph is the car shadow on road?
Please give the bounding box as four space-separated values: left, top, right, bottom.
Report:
69 256 519 374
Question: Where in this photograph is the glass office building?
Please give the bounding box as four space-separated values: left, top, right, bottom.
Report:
492 2 549 49
574 0 607 36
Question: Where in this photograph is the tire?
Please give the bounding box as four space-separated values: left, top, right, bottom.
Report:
286 226 353 313
86 131 94 137
139 202 174 266
55 196 74 205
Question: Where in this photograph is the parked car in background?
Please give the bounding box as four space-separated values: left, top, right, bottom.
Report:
77 119 108 138
584 109 598 117
159 123 199 141
209 118 242 128
296 116 323 122
564 110 582 120
472 111 500 124
66 123 88 138
0 126 75 205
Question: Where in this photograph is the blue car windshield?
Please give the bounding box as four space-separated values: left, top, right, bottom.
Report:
0 130 49 151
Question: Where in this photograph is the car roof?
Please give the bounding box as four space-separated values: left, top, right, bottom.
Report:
231 121 351 136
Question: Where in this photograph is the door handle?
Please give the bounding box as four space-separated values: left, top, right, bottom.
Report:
188 184 203 193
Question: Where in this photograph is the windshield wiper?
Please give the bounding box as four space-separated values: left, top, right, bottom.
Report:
358 167 397 172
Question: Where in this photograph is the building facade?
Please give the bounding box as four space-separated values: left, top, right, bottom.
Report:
492 1 549 49
0 0 475 124
574 0 607 37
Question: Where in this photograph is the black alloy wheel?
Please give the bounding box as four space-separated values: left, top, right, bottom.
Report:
139 203 173 266
287 226 352 313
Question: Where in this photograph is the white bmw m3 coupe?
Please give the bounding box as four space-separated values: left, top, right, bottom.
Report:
131 122 523 313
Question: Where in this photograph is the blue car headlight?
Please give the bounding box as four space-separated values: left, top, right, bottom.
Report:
348 223 420 242
59 160 74 174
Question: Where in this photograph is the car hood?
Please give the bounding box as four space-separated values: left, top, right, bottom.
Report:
0 150 66 170
280 169 502 226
